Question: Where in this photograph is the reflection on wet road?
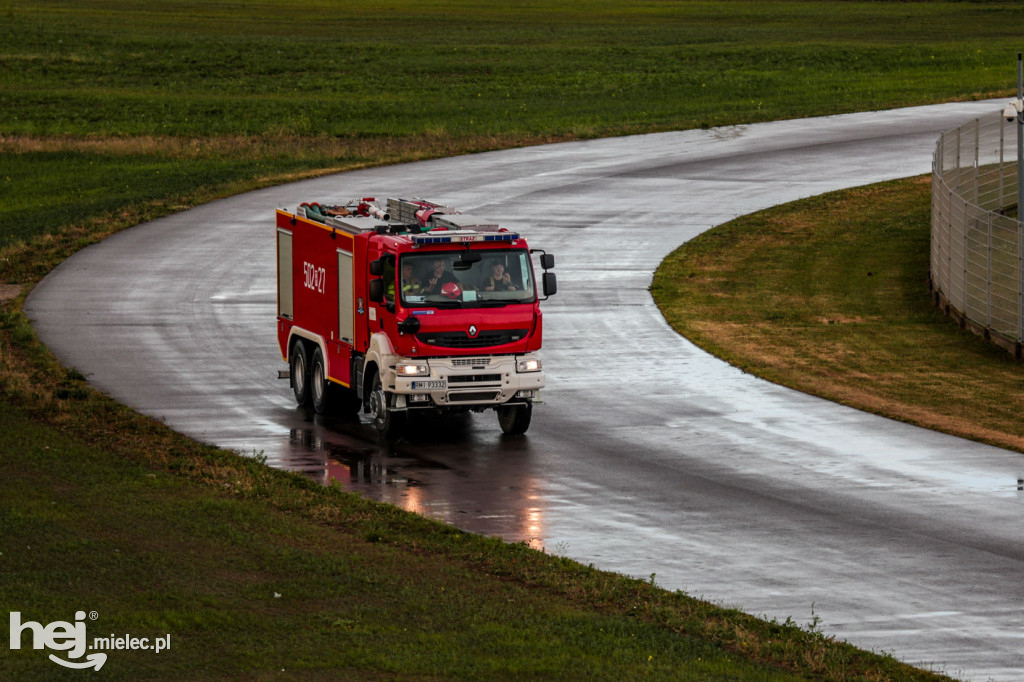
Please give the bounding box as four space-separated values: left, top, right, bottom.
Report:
27 100 1024 680
284 411 547 550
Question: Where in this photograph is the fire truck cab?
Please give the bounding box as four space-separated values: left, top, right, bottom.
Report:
276 197 556 437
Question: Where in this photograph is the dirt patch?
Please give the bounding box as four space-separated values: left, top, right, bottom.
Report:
0 284 21 303
814 315 866 325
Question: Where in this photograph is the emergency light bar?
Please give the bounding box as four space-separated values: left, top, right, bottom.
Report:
410 231 520 245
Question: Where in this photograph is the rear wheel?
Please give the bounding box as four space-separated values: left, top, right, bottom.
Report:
290 341 311 407
311 346 329 414
368 372 406 439
497 403 532 435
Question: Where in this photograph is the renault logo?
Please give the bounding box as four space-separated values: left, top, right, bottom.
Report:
468 325 478 337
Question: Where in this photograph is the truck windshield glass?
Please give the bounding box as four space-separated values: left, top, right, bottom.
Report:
400 249 535 308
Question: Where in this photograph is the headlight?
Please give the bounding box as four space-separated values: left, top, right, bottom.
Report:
516 358 542 373
396 362 429 377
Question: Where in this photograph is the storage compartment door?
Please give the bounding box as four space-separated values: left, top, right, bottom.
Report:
338 249 354 343
277 228 293 318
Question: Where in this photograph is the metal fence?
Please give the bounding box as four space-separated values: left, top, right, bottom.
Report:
931 109 1024 354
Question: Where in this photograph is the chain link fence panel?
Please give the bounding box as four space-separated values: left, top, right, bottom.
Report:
931 110 1024 354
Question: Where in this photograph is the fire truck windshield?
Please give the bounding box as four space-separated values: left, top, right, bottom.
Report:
400 249 535 308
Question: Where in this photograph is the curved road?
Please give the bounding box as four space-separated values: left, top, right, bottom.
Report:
27 101 1022 680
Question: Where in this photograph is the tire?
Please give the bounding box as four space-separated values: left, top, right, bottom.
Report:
368 372 406 439
497 402 532 435
290 341 311 407
311 346 330 414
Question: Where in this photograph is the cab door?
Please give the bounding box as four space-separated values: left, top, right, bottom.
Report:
367 250 400 340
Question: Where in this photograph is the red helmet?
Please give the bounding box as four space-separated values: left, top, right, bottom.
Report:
440 282 462 299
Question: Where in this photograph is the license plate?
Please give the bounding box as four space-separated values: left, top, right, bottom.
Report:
412 380 446 390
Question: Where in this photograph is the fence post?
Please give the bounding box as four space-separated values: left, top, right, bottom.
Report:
974 119 980 204
1000 117 1006 209
946 186 954 300
962 197 969 313
987 212 993 329
955 126 962 192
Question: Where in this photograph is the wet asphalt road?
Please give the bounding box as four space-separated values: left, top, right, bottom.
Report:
26 100 1024 680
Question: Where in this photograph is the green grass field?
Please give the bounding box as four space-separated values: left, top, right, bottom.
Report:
2 0 1020 253
4 0 1023 678
2 1 1012 140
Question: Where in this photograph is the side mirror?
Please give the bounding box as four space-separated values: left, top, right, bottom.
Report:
369 258 384 276
540 253 555 270
543 272 557 297
398 316 421 335
368 279 384 303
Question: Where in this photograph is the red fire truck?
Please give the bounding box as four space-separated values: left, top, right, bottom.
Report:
275 196 556 437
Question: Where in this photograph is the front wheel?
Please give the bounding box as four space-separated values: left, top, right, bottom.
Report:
368 373 406 439
497 403 532 435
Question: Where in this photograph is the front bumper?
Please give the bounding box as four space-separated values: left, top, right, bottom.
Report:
389 354 544 408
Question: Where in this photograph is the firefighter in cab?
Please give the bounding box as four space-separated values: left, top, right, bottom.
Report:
483 260 517 291
423 257 459 294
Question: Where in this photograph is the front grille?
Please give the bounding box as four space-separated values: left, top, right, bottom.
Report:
416 329 528 349
452 357 491 367
449 374 502 384
448 391 501 403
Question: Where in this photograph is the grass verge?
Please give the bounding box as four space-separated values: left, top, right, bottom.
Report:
652 176 1024 454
